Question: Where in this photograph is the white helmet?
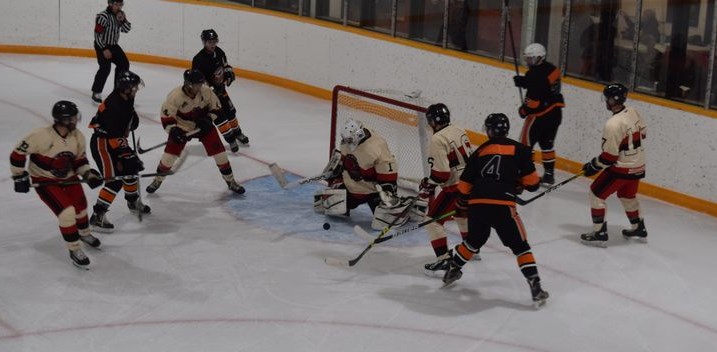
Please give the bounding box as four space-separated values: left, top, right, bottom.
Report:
341 119 366 151
523 43 546 66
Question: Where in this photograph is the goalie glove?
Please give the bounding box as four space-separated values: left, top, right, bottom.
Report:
377 183 399 207
410 198 428 221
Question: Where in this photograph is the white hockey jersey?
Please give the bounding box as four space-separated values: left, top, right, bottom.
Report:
160 85 222 132
10 126 91 180
596 106 647 178
339 128 398 195
428 124 473 189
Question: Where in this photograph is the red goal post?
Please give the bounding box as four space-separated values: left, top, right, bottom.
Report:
330 85 433 193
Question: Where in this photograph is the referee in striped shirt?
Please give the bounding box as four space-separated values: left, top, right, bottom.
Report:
92 0 132 103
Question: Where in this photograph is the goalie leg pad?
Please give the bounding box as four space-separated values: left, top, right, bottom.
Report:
410 198 428 222
314 189 347 216
371 197 412 230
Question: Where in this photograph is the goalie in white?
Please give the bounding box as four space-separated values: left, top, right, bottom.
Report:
314 119 412 230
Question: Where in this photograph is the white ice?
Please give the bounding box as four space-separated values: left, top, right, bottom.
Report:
1 54 716 352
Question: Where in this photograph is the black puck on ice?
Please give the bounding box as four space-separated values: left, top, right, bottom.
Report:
323 222 331 230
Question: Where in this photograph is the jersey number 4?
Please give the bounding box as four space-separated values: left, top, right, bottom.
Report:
480 155 502 179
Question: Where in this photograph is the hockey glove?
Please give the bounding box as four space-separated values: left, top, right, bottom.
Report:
418 177 436 200
83 169 104 189
12 171 30 193
119 151 144 175
518 105 528 119
224 67 236 86
169 127 188 143
513 75 527 88
455 195 469 218
582 158 603 177
195 118 214 138
514 183 524 195
343 154 363 181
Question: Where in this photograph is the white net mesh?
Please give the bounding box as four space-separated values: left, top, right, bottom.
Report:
331 86 433 193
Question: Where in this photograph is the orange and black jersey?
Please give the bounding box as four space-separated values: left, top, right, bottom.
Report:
457 137 539 206
520 61 565 118
88 91 138 138
192 47 229 88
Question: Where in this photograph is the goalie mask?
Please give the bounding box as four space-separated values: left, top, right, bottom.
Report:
340 119 366 151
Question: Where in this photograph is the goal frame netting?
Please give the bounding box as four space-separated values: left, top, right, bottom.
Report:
330 85 432 193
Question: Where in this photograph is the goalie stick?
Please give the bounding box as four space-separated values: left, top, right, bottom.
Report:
268 163 332 189
510 171 584 205
353 210 456 244
136 129 201 154
31 172 173 188
324 198 417 268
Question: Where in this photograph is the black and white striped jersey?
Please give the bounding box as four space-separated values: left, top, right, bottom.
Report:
94 7 131 49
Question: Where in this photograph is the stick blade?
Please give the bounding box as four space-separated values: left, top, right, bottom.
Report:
268 163 288 188
324 257 351 268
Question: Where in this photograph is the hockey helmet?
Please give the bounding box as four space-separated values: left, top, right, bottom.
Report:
108 0 123 4
603 83 628 105
116 70 143 92
201 29 219 42
484 113 510 138
426 103 450 125
340 119 366 151
52 100 81 127
523 43 546 66
183 69 206 85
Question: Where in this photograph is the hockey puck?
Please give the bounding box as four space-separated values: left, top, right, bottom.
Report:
323 222 331 230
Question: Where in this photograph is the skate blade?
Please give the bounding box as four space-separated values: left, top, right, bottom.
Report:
72 262 90 270
441 280 459 288
623 235 648 243
580 239 607 248
91 226 115 234
533 298 547 309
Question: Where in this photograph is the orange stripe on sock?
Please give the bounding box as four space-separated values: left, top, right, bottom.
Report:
517 252 535 266
456 244 473 260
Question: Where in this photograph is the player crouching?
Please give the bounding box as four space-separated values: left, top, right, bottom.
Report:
314 119 412 229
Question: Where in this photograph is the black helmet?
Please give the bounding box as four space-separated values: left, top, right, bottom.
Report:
603 83 628 104
426 103 450 125
484 113 510 137
116 70 142 92
183 69 205 85
201 29 219 42
108 0 124 4
52 101 80 123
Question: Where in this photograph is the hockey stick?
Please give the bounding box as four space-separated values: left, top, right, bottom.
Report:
131 130 144 222
324 198 417 268
353 210 456 244
136 128 201 154
268 163 331 189
504 0 524 102
31 172 173 188
511 171 584 205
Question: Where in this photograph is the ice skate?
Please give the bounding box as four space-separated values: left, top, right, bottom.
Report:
227 179 246 194
424 254 450 278
441 261 463 287
540 173 555 186
90 210 115 234
528 277 549 308
79 234 102 249
127 198 151 215
580 222 608 248
145 178 163 193
236 128 249 145
622 219 647 243
70 248 90 269
228 139 240 153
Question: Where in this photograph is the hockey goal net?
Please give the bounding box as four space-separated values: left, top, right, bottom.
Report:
330 85 432 193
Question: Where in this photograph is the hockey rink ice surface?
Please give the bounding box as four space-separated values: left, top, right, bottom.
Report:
1 54 717 352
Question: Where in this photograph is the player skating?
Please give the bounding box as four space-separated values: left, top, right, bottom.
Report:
9 101 104 269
